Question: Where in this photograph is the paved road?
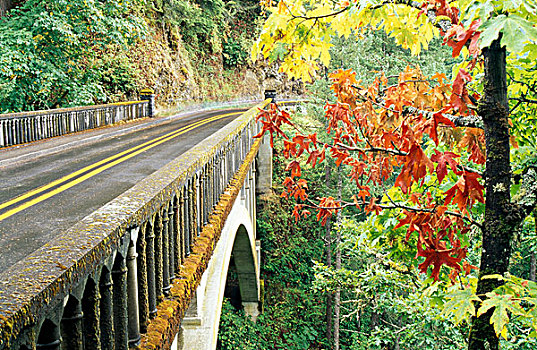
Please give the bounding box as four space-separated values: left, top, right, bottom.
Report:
0 106 251 272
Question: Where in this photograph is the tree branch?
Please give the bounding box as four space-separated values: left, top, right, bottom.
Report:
403 106 484 129
378 199 483 230
511 167 537 226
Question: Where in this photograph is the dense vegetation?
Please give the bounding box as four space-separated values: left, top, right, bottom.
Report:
0 0 262 113
221 0 537 349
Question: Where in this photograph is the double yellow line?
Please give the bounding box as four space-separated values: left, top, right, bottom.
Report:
0 111 243 222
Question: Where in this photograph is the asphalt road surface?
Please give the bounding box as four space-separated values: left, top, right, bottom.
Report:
0 106 251 272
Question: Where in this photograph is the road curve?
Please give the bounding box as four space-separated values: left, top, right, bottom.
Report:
0 106 250 272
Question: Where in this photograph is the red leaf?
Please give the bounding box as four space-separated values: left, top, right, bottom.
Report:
431 150 460 183
286 160 301 178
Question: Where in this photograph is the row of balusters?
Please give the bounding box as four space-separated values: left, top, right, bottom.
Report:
18 124 257 350
0 102 148 147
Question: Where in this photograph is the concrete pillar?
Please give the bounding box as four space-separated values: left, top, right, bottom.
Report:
140 89 155 118
146 221 158 319
242 302 260 322
162 207 171 296
136 223 150 332
112 254 129 350
61 298 84 350
99 268 115 349
127 242 141 347
256 133 273 195
82 279 101 350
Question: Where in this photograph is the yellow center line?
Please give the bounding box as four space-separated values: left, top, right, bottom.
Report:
0 111 243 222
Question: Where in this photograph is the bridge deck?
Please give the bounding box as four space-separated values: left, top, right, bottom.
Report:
0 106 251 272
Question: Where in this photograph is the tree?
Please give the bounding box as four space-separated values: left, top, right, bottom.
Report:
0 0 145 112
252 0 537 348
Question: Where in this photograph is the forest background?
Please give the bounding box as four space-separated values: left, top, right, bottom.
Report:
0 0 270 113
220 1 537 350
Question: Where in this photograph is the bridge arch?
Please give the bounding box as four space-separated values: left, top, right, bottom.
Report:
177 191 260 350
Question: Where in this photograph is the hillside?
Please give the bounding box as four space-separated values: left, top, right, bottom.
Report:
0 0 298 113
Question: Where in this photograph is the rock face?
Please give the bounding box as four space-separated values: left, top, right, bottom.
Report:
129 29 304 108
248 60 305 100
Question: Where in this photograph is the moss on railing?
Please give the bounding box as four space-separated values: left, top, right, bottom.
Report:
0 100 269 349
138 137 262 349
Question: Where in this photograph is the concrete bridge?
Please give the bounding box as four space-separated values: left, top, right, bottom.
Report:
0 99 275 350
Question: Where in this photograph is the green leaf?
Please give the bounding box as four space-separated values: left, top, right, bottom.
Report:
440 288 481 324
480 15 507 49
477 294 526 339
480 14 537 52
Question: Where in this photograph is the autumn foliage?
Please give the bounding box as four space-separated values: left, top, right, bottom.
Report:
256 65 488 281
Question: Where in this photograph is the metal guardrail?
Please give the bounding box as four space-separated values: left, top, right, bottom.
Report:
0 101 150 148
0 100 269 350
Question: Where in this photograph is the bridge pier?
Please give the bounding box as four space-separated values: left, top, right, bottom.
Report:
256 133 273 196
178 186 260 350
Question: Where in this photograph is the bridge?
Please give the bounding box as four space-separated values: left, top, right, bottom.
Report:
0 98 275 350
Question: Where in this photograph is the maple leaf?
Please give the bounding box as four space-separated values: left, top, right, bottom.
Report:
306 148 325 167
444 171 485 212
416 233 465 281
316 196 339 225
445 20 481 58
394 143 434 193
450 69 473 115
431 149 461 183
281 177 308 201
441 287 481 324
293 134 311 156
458 128 486 164
286 160 301 178
283 139 297 158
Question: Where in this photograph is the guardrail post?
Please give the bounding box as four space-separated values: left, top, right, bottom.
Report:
264 89 277 102
140 89 155 118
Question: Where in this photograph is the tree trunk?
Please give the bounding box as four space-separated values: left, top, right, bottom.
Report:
468 37 512 350
333 169 342 350
325 162 333 347
0 0 12 17
531 212 536 281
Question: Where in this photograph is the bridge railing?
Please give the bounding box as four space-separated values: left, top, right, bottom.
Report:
0 100 150 148
0 100 269 350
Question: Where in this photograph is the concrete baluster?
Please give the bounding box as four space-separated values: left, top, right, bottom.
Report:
99 267 115 349
61 297 84 350
184 183 191 256
127 240 141 347
136 222 150 331
168 201 176 281
190 179 197 239
146 220 158 319
82 278 101 350
36 319 61 350
112 253 129 350
195 173 201 235
161 206 171 296
173 197 181 274
0 120 4 147
199 169 205 226
154 213 164 301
